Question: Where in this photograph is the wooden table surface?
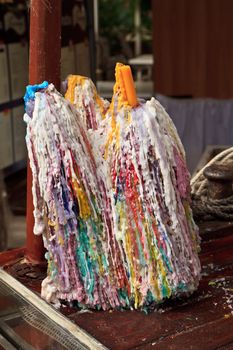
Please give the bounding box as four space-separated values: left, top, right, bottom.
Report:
1 220 233 350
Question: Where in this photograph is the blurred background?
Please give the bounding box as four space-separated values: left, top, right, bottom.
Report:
0 0 232 251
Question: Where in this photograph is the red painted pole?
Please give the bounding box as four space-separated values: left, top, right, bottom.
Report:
26 0 61 262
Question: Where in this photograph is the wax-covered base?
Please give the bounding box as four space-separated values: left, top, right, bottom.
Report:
24 71 201 311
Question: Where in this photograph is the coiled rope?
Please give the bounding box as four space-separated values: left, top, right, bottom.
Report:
191 147 233 221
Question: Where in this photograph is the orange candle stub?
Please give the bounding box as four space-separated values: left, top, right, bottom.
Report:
119 65 138 107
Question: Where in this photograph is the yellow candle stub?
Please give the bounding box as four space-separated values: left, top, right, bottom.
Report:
119 65 138 108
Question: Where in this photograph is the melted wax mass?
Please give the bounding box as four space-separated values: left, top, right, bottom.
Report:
24 64 201 310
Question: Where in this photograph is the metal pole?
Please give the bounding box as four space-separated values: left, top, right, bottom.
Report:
85 0 96 84
93 0 99 42
134 0 141 56
26 0 61 262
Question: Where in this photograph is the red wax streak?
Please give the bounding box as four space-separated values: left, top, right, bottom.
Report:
147 202 168 253
125 163 149 258
102 178 129 291
90 101 98 130
79 125 97 168
125 164 140 260
111 160 117 189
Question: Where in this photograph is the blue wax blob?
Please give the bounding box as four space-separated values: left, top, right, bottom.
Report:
24 81 49 104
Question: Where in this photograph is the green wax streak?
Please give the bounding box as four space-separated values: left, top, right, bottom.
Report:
135 233 146 267
76 219 96 298
89 215 109 272
160 247 173 273
45 252 58 279
118 288 130 306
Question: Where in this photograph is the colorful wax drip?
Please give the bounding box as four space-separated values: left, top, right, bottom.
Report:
24 64 201 311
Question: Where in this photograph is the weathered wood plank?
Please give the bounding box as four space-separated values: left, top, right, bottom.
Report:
0 222 233 349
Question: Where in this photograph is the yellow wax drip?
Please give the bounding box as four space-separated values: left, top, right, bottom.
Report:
72 178 91 220
65 75 105 118
65 75 85 104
